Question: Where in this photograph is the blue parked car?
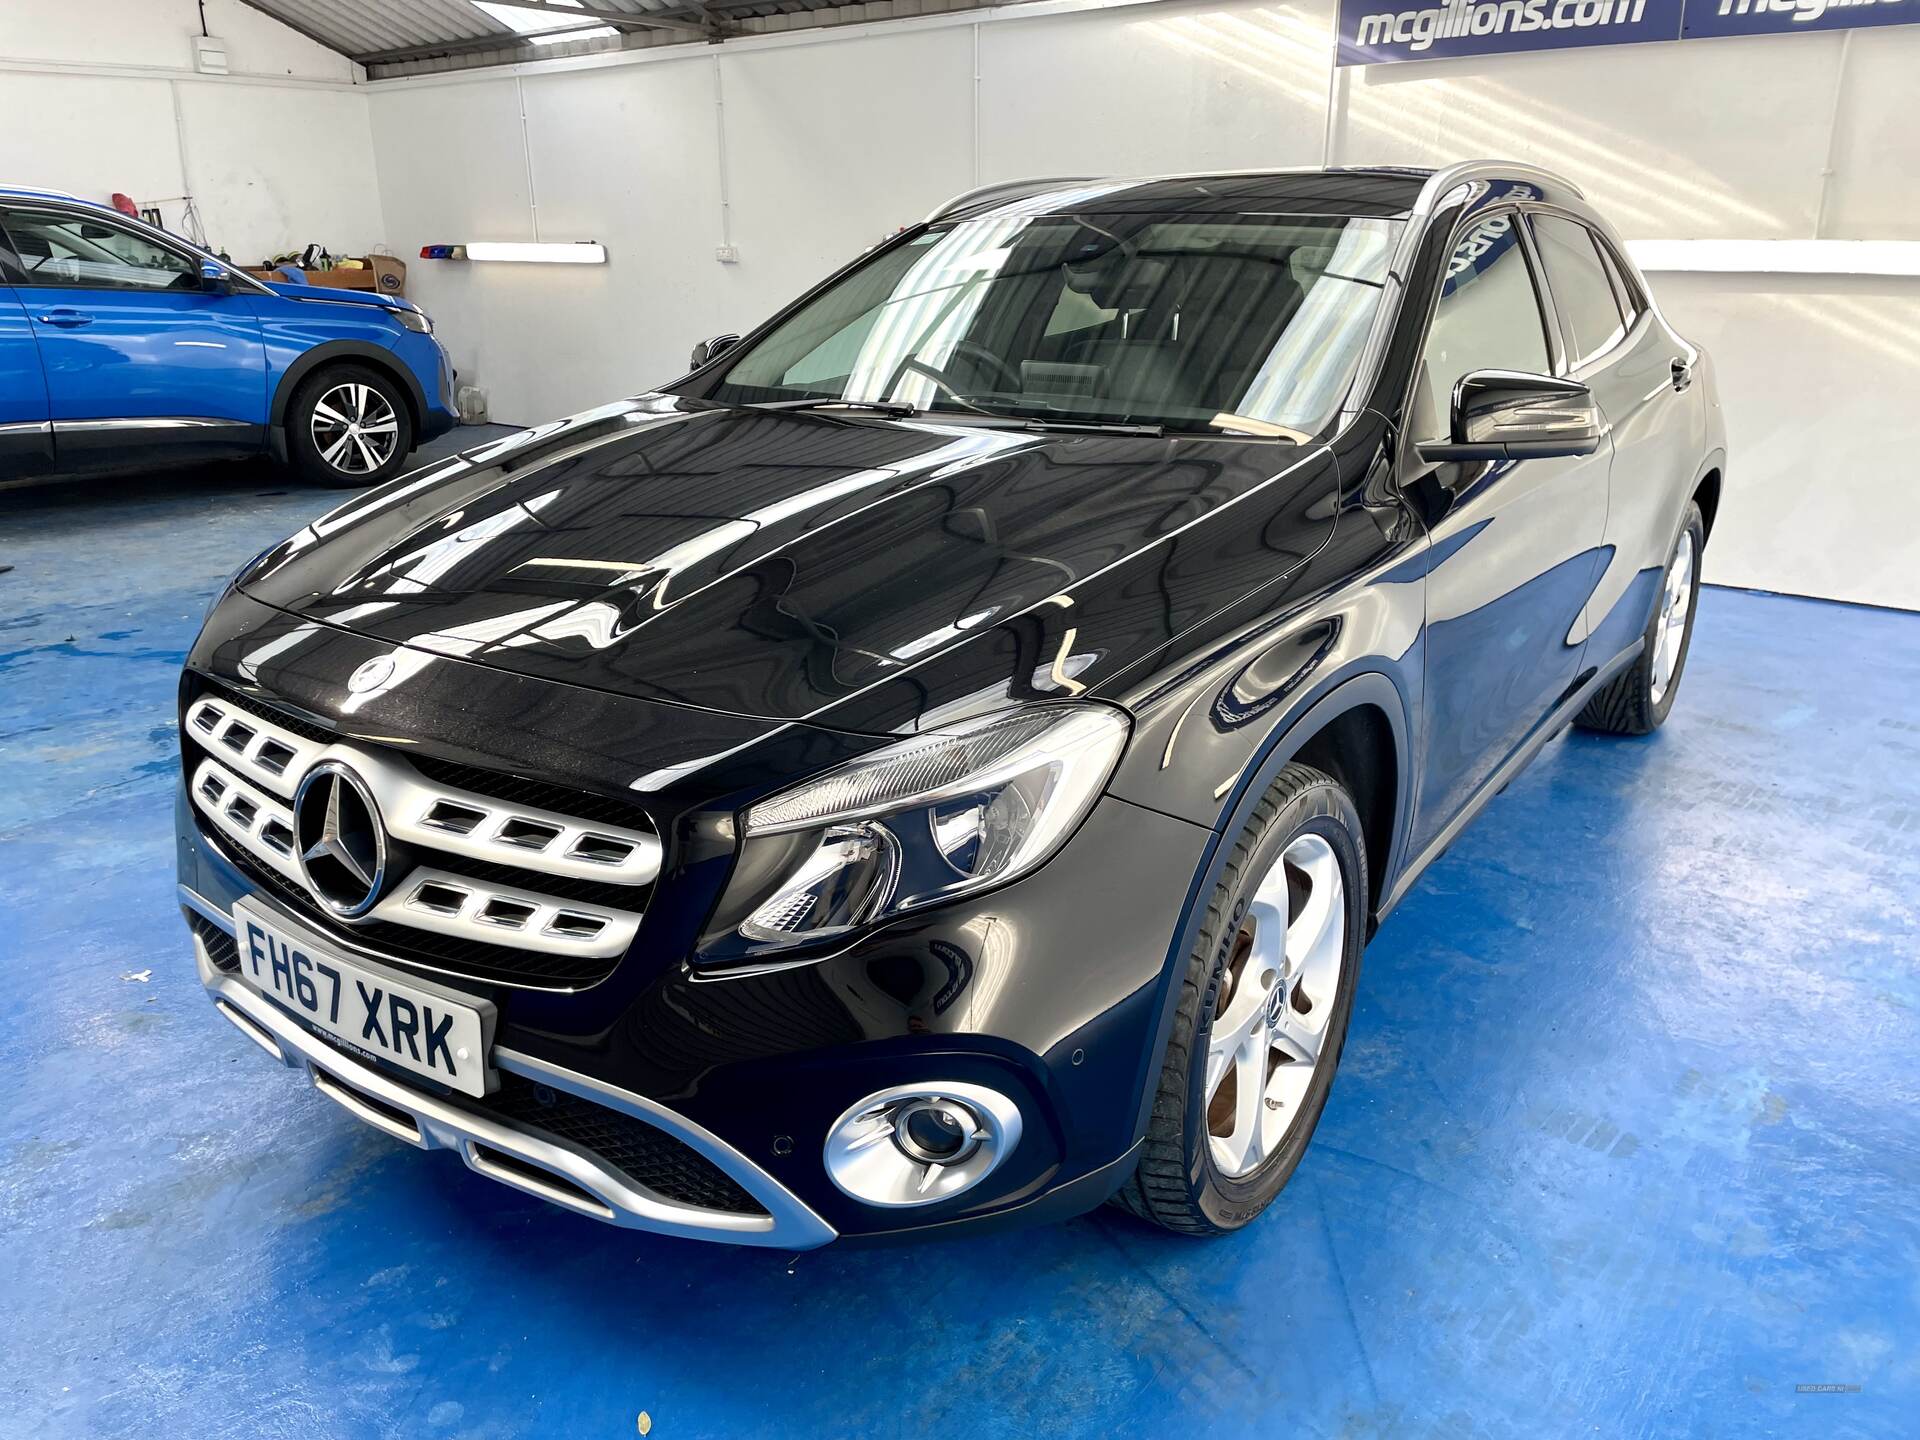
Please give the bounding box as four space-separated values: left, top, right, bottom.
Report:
0 187 455 487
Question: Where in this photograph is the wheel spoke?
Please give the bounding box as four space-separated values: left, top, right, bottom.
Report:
312 400 350 428
1284 850 1342 994
1206 959 1269 1097
351 385 370 421
350 434 379 472
358 417 398 437
320 432 354 465
1207 828 1349 1180
1272 1007 1321 1069
1651 530 1694 705
1219 1043 1267 1174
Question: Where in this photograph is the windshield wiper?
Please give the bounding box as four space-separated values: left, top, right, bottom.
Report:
1019 418 1164 437
747 398 921 418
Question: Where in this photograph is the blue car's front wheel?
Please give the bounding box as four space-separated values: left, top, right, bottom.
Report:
287 364 414 488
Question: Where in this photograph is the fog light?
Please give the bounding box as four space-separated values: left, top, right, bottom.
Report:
823 1083 1023 1208
893 1099 982 1166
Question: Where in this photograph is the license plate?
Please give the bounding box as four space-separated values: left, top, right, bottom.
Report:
231 901 494 1097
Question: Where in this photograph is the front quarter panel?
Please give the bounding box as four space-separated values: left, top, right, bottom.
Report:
1102 417 1423 840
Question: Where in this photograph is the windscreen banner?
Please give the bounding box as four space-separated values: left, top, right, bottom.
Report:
1337 0 1917 65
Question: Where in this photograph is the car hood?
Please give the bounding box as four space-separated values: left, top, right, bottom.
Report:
264 279 414 312
238 394 1336 734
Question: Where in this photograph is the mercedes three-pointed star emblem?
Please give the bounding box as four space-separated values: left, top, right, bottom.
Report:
293 761 388 917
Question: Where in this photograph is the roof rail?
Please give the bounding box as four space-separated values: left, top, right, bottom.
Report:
925 161 1581 226
924 177 1099 224
0 184 87 202
1412 159 1585 212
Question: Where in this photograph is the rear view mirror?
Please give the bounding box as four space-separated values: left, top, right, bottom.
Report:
690 333 741 370
1417 369 1602 463
199 258 234 295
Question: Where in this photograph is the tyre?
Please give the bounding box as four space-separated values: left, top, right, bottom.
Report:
285 365 414 488
1574 500 1704 736
1113 762 1366 1235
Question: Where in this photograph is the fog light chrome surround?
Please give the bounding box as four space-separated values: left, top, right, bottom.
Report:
823 1082 1023 1208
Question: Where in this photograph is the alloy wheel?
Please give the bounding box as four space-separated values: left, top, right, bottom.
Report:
1650 527 1695 706
1205 831 1347 1179
310 383 399 477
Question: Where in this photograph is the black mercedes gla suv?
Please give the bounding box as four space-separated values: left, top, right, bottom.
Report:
178 162 1725 1245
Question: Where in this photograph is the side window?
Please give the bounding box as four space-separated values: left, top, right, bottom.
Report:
1592 235 1644 326
1412 212 1551 444
1530 215 1626 370
2 209 197 291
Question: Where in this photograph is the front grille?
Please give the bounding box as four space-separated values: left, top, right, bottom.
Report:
215 838 615 986
473 1073 766 1216
201 681 337 744
407 753 655 834
186 910 240 972
181 680 662 991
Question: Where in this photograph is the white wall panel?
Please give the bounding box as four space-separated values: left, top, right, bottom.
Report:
978 0 1335 181
0 0 355 80
366 78 531 406
1334 34 1845 241
0 1 376 261
0 74 185 203
1655 274 1920 612
719 29 977 306
173 84 386 262
1822 26 1920 243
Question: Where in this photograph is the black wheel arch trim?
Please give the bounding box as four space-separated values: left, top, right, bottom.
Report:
1124 669 1411 1148
1690 448 1727 545
270 340 426 438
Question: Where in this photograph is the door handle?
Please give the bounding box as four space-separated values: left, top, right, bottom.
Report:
1670 356 1693 392
37 309 93 328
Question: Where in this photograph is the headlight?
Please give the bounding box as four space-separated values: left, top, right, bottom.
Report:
705 703 1130 958
392 307 432 334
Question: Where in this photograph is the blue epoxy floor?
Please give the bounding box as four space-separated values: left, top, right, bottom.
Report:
3 455 1917 1439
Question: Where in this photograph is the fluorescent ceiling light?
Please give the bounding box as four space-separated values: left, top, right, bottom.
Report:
472 1 618 43
465 241 608 264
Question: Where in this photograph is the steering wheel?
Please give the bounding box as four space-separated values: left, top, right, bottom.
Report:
891 359 992 413
944 340 1024 393
886 343 1022 407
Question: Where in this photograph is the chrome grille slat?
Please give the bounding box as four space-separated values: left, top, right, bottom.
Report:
189 760 304 886
185 698 327 800
188 696 661 885
183 695 657 978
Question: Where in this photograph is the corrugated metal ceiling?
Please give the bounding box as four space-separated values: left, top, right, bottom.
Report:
242 0 1010 77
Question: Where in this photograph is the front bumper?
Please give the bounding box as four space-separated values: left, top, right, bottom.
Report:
182 886 836 1249
175 610 1215 1240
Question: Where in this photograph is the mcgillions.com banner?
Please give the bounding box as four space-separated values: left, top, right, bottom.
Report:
1337 0 1916 65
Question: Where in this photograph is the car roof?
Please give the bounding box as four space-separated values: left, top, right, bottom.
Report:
929 162 1586 225
0 186 112 210
934 169 1432 223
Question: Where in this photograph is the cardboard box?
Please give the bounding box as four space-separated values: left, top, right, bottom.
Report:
238 258 407 298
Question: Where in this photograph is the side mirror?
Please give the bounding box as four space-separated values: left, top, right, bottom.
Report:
690 333 740 370
1416 369 1602 463
199 258 234 295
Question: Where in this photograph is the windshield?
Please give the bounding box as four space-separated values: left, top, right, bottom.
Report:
700 210 1402 437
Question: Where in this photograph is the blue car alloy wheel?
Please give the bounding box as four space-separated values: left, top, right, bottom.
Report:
287 364 414 488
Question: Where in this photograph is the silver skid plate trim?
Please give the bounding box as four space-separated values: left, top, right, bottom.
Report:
187 896 835 1249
